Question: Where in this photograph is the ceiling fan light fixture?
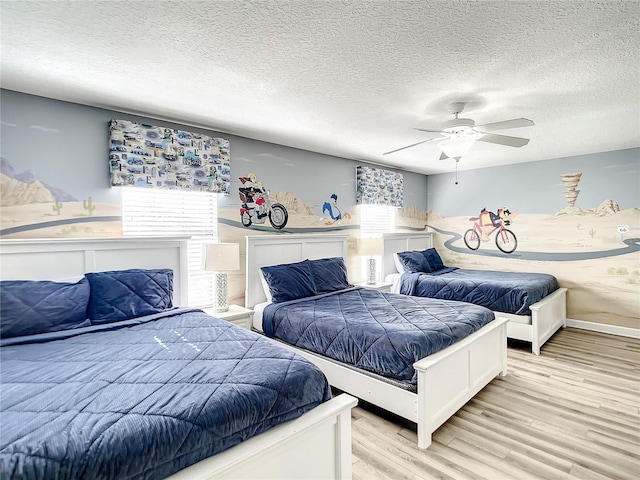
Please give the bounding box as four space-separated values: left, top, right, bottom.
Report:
437 137 477 159
383 101 533 158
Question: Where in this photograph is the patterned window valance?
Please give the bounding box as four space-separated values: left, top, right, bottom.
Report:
356 166 403 207
109 119 230 194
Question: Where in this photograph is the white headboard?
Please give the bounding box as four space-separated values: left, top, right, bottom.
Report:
381 232 433 278
245 234 348 309
0 237 190 306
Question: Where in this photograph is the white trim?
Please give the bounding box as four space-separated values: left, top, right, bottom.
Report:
566 318 640 339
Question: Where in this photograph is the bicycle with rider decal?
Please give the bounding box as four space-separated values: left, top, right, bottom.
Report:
463 207 518 254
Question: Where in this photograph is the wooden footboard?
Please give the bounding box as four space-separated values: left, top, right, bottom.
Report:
503 287 567 355
265 318 508 451
414 317 508 448
530 287 567 355
168 394 357 480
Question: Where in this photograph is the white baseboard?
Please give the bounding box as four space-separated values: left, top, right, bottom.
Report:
566 318 640 339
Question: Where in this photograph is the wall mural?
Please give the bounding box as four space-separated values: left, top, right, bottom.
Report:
225 171 359 234
425 169 640 329
109 119 230 193
322 194 351 226
0 157 122 238
463 207 520 254
237 172 288 230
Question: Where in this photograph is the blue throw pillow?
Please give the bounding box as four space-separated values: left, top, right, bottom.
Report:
309 257 353 293
396 251 431 273
260 260 318 303
0 278 90 338
396 251 432 273
422 248 445 271
86 269 173 324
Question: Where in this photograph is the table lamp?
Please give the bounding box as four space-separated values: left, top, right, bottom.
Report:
357 237 384 285
203 242 240 312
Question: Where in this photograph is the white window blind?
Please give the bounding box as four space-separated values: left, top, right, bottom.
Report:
358 204 395 283
359 204 395 235
121 188 217 307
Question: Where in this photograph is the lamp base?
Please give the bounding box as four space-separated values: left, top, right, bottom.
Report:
367 257 377 285
214 271 229 312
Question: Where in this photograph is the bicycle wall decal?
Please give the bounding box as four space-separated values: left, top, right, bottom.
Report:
464 207 519 254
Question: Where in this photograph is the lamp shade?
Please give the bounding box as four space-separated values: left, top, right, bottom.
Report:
437 137 476 159
202 243 240 271
357 237 384 256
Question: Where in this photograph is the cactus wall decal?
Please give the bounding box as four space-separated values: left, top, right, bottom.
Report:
83 196 95 216
52 201 63 215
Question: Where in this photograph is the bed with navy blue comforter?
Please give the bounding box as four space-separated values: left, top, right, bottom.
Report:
392 248 559 316
262 288 495 385
0 308 331 479
399 269 559 316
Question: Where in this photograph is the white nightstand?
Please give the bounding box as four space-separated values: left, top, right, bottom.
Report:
355 281 393 293
203 305 254 329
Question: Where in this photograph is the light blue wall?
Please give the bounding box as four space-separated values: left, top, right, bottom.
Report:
427 149 640 217
0 89 428 218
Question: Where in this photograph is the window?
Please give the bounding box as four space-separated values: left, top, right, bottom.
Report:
359 204 395 236
358 204 395 283
121 188 217 307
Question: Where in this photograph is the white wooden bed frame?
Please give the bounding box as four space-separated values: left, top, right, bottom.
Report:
245 233 508 449
0 237 357 480
381 232 568 356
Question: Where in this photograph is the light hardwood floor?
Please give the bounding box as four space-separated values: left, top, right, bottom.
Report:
350 327 640 480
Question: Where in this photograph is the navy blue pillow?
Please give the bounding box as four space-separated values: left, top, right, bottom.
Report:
309 257 353 293
0 278 90 338
396 251 433 273
86 269 173 324
422 248 445 271
261 260 318 303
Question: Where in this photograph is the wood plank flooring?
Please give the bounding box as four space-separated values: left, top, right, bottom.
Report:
350 328 640 480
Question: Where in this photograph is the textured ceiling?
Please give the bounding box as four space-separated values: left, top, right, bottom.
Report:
1 0 638 175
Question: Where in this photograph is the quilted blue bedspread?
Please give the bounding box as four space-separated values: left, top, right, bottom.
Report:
400 269 559 315
262 288 495 384
0 309 331 480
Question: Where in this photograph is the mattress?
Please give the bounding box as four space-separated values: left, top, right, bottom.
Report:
0 308 331 480
398 269 558 315
261 288 495 384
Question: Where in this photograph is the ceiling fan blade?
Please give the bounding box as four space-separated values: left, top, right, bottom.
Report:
477 133 530 147
475 118 534 131
413 128 444 134
383 140 431 155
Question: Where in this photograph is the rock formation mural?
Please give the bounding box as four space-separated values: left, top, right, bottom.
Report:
0 158 121 238
561 172 581 208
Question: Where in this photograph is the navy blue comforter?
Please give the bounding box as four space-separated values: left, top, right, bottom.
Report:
400 269 558 315
262 288 495 384
0 309 331 480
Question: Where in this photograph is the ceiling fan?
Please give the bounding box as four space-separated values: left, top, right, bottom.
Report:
383 102 534 160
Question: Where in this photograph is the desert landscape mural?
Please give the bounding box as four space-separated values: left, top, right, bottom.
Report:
1 158 122 238
422 172 639 329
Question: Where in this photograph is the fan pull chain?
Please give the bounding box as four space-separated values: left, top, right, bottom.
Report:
455 158 459 185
